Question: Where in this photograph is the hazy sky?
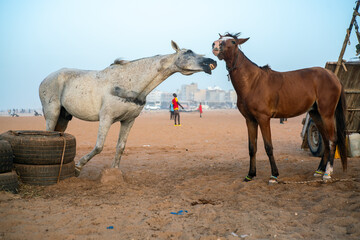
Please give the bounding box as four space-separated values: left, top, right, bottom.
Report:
0 0 357 109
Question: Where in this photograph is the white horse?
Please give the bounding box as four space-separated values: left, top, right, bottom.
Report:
39 41 217 176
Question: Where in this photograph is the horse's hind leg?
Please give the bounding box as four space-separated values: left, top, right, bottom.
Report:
317 100 338 180
54 107 72 132
42 102 61 131
54 116 69 132
308 109 330 176
321 116 337 180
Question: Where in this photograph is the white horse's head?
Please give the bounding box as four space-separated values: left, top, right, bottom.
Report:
171 41 217 75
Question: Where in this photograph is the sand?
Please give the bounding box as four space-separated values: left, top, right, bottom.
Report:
0 110 359 239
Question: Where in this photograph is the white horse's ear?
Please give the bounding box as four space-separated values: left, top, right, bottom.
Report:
171 40 180 52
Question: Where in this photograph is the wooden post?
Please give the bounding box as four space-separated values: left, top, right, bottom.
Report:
335 1 360 76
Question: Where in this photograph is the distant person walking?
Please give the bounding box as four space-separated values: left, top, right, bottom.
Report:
198 103 203 118
169 102 174 120
172 93 184 126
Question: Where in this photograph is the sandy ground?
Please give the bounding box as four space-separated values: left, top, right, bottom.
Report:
0 110 359 240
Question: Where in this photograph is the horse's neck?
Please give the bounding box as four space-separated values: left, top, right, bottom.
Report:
107 54 176 100
227 50 261 96
137 55 177 99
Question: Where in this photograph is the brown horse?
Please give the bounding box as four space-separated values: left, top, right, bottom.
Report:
212 33 347 183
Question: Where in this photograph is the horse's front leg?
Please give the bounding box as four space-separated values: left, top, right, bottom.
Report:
111 119 135 168
75 117 113 176
245 119 258 182
259 118 279 183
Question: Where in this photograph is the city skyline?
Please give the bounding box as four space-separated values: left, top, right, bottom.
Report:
146 82 237 110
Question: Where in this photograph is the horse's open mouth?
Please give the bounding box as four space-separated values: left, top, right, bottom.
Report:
204 61 217 74
204 66 213 74
182 64 216 75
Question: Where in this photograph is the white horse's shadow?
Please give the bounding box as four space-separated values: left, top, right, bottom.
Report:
39 41 217 176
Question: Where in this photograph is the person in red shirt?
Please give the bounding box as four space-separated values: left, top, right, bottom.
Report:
172 93 184 126
198 102 203 118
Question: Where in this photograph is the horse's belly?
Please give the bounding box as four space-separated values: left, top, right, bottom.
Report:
61 89 102 121
105 99 144 122
63 101 101 121
275 95 315 118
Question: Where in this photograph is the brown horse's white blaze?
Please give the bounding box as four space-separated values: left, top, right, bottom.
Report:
212 33 347 183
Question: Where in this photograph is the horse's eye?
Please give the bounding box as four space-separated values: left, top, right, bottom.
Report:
212 43 215 48
186 50 193 54
232 41 236 44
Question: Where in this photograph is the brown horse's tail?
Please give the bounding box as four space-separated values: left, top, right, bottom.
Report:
336 88 347 171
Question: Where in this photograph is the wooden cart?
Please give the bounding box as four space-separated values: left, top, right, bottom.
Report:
301 61 360 156
301 1 360 156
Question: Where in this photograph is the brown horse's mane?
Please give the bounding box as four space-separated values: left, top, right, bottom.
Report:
223 32 241 39
260 64 271 71
223 32 272 72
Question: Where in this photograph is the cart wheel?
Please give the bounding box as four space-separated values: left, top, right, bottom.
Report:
307 120 325 157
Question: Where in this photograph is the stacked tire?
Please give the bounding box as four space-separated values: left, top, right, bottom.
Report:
0 131 76 186
0 140 19 193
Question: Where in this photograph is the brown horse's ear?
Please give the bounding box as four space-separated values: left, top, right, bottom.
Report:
218 33 223 38
237 37 250 45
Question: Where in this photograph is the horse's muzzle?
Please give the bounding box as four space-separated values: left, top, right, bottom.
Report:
212 47 220 56
203 58 217 74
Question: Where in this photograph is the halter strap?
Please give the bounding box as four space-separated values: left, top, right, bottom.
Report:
226 51 239 72
226 50 244 81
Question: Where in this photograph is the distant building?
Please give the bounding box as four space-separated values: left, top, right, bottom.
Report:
144 83 237 110
160 92 173 109
178 82 198 102
194 89 206 103
227 89 237 102
146 90 162 105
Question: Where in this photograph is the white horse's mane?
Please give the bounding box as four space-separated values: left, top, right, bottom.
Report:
111 58 130 65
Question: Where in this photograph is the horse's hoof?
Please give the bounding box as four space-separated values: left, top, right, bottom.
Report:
268 176 278 185
74 166 82 177
322 173 331 181
314 170 324 177
244 176 253 182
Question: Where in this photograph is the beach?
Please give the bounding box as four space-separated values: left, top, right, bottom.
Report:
0 110 359 239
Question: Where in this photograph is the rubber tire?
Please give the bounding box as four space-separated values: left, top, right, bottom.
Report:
0 130 76 165
0 140 13 173
307 120 325 157
0 171 19 194
14 161 75 186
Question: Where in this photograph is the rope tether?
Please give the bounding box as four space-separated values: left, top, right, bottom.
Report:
278 178 359 184
57 133 66 183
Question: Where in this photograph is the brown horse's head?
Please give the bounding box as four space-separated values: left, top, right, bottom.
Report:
212 33 249 60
